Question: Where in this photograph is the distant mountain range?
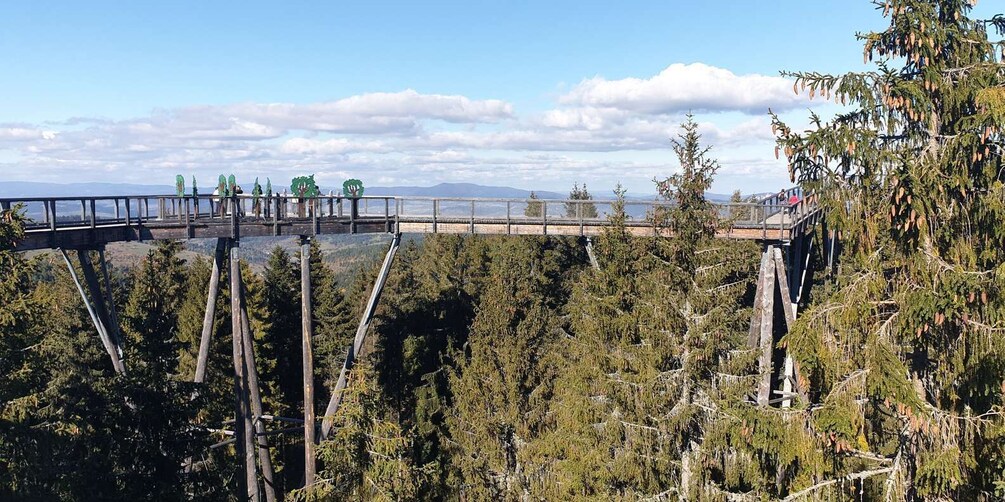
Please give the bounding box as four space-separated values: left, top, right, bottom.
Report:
0 181 743 202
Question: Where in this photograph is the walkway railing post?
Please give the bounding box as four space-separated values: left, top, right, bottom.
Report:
49 200 57 232
542 202 548 235
506 201 511 235
578 201 584 236
432 199 438 233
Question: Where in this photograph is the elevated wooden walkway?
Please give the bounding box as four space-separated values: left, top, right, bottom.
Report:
3 188 820 251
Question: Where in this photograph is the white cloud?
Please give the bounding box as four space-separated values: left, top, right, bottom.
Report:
560 63 807 114
0 125 58 143
0 65 815 194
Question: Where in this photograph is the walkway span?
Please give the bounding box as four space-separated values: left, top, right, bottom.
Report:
3 188 820 251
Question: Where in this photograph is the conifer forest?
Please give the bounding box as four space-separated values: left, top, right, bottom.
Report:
3 1 1005 500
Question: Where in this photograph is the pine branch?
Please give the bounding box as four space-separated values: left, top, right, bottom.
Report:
781 467 894 501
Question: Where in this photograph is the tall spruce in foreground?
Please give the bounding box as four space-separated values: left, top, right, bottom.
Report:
771 0 1005 497
537 120 759 499
447 237 571 499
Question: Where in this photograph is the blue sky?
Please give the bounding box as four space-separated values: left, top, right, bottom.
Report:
0 1 995 194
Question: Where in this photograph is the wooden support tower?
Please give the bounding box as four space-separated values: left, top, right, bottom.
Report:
300 236 317 487
321 233 401 439
748 243 810 408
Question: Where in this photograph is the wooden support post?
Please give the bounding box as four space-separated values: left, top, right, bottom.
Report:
754 247 776 406
771 248 796 328
321 234 401 439
238 274 278 502
97 247 123 354
230 242 259 502
312 199 318 236
77 249 124 364
60 249 125 374
772 247 804 408
300 237 317 487
195 238 227 383
585 237 599 270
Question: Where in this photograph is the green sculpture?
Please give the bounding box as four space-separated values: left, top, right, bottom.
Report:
192 176 198 197
343 178 364 198
291 175 321 198
265 178 272 198
291 175 320 218
176 175 185 197
228 175 237 196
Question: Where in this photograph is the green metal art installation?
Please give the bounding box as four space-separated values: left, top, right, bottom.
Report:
228 175 237 196
291 175 320 198
343 178 364 198
176 175 185 197
192 176 198 197
291 175 320 218
265 178 272 198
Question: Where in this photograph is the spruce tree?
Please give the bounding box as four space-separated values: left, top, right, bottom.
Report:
565 183 599 219
769 0 1005 497
524 191 544 218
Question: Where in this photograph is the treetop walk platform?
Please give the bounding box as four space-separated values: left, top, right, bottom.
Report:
2 187 820 252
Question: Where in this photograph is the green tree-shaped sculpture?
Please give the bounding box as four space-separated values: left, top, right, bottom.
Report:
291 175 320 199
227 175 237 196
342 178 364 198
191 176 198 197
291 175 320 218
265 178 272 198
175 175 185 197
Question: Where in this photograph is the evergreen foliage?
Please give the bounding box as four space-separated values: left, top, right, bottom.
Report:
769 0 1005 497
524 191 544 218
565 183 599 219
